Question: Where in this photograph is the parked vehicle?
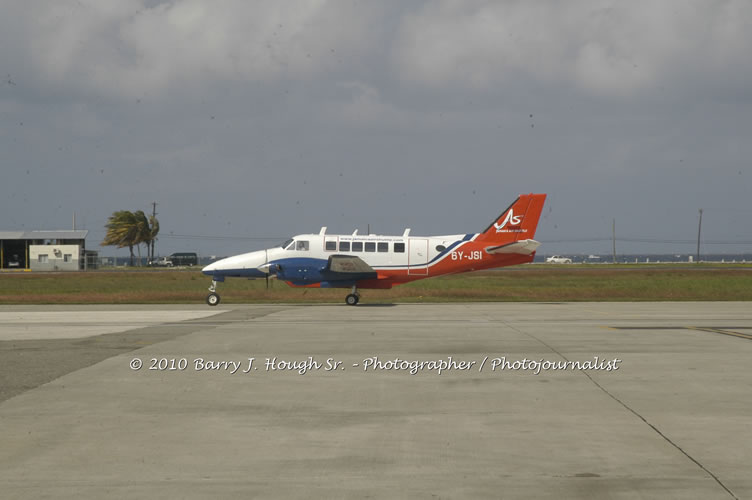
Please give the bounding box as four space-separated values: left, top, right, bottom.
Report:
170 253 198 266
546 255 572 264
149 257 174 267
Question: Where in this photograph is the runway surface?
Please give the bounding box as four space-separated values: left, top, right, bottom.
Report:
0 302 750 499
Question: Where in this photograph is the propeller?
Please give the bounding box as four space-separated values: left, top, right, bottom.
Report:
257 250 281 289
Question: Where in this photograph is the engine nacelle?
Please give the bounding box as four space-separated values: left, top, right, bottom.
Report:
272 258 326 283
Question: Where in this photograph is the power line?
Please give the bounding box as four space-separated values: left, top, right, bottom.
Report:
77 229 752 246
541 237 752 245
160 234 287 241
84 229 288 241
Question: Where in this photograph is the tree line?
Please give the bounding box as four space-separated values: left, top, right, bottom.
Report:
101 210 160 266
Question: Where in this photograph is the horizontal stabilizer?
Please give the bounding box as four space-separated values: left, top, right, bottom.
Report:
485 239 540 255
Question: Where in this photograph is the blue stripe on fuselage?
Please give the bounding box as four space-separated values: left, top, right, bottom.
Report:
202 257 330 280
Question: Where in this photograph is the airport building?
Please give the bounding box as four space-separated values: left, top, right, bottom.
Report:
0 230 93 271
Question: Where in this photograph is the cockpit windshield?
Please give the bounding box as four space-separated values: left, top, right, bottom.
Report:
280 238 294 249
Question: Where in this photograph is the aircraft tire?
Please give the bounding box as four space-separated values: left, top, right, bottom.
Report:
345 294 359 306
206 292 221 306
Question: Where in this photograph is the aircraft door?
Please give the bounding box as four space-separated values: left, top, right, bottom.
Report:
408 238 429 275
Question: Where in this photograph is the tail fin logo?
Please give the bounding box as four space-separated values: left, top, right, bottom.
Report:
494 209 522 233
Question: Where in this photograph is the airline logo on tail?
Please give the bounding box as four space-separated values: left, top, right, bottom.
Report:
494 209 523 232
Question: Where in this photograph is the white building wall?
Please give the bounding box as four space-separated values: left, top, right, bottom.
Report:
30 244 81 271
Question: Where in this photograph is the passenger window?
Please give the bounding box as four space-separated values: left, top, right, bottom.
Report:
325 241 337 251
377 242 388 252
339 241 350 251
365 242 376 252
352 242 363 252
296 240 309 251
436 245 446 252
394 242 405 253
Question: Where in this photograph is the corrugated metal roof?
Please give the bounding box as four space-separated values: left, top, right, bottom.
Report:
0 230 89 240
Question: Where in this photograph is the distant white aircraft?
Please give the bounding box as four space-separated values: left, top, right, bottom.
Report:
202 193 547 305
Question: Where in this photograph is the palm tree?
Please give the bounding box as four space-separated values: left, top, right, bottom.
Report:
133 210 150 266
102 209 161 266
101 211 140 266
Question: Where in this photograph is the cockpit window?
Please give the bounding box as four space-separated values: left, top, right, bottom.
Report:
296 240 309 251
281 239 294 249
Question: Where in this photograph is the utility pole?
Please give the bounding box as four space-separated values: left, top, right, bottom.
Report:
612 218 616 264
696 208 703 263
151 202 158 262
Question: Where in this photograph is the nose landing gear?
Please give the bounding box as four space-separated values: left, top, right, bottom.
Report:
206 280 221 306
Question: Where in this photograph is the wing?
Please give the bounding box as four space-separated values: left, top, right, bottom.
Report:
484 239 540 255
323 255 378 281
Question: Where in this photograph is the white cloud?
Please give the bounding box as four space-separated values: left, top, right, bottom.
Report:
4 1 751 99
391 0 752 95
5 0 382 98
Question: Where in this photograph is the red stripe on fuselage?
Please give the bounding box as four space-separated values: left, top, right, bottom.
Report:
359 239 534 289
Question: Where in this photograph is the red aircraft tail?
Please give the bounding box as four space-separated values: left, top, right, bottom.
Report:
477 193 547 242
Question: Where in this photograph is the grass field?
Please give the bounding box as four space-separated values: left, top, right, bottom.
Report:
1 266 751 304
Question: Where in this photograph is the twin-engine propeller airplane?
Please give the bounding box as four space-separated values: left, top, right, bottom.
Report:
202 193 546 306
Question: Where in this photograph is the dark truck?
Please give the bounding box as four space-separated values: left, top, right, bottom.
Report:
170 252 198 267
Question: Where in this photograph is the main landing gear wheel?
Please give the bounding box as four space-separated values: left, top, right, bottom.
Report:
206 292 221 306
346 285 361 306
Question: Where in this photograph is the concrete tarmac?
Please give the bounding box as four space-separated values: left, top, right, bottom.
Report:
0 302 750 499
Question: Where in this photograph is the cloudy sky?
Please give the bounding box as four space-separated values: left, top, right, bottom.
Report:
2 0 751 258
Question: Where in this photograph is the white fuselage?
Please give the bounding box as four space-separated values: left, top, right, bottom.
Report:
202 231 475 279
